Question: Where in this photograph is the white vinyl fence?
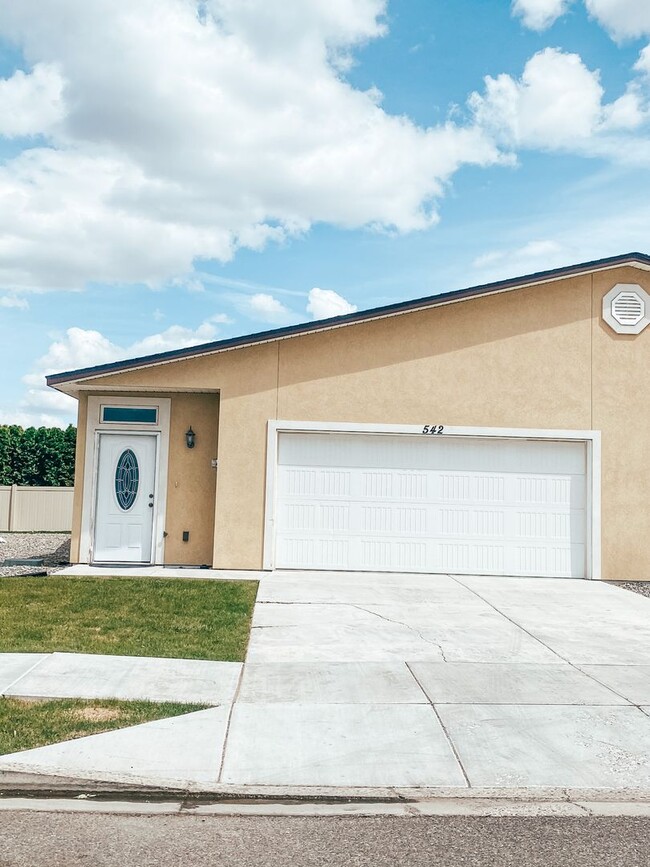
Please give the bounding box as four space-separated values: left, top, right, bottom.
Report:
0 485 74 532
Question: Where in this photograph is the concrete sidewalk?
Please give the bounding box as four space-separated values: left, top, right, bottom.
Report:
0 652 241 705
1 572 650 792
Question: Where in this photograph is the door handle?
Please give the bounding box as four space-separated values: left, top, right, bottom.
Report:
148 502 154 508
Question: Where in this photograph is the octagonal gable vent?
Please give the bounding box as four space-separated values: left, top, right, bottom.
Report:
612 291 644 326
603 284 650 335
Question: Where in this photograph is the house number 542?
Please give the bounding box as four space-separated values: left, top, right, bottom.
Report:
422 424 444 435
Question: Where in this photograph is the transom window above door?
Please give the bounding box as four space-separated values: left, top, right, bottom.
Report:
101 406 158 424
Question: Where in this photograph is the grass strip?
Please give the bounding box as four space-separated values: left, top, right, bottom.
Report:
0 576 257 661
0 697 208 755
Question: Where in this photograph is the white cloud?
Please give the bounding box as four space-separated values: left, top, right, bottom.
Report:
248 293 292 323
307 287 357 319
0 295 29 309
601 86 647 129
172 276 207 294
471 186 650 287
513 0 650 38
0 0 503 294
0 62 64 137
0 409 71 429
20 320 221 423
26 328 119 381
470 47 649 158
473 239 564 270
506 0 650 155
128 323 218 357
23 388 76 415
206 0 388 54
470 49 604 149
635 45 650 75
512 0 572 31
585 0 650 40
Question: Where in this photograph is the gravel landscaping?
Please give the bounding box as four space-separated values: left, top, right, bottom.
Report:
0 532 70 577
610 581 650 599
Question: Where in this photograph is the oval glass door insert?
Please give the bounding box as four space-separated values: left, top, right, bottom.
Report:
115 448 139 510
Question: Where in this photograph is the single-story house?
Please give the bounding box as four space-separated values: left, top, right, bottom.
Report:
47 252 650 581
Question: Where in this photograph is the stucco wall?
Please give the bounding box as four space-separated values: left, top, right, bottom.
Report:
591 266 650 580
71 391 218 566
70 393 88 563
164 392 219 565
72 265 650 580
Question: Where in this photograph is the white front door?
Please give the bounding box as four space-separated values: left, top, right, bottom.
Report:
93 433 157 563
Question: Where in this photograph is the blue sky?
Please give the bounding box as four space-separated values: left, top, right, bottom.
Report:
0 0 649 426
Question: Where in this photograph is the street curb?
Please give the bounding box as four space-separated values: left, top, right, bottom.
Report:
3 794 650 818
3 772 650 812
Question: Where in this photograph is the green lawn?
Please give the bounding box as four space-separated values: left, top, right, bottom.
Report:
0 697 207 755
0 576 258 660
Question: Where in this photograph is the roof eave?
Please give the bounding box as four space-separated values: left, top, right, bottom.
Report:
46 251 650 393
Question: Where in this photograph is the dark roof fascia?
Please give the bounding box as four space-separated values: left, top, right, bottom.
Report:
46 251 650 388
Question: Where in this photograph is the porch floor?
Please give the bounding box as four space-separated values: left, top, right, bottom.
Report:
55 565 266 581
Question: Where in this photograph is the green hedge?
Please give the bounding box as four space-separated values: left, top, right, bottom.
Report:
0 425 76 487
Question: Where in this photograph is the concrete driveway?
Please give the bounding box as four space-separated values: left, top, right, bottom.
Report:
230 571 650 787
249 571 650 665
2 571 650 792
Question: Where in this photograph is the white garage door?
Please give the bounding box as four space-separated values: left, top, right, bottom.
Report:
273 432 588 578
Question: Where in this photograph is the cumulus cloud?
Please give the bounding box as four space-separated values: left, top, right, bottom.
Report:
470 47 649 158
584 0 650 40
514 0 650 38
20 320 224 423
471 49 605 149
494 3 650 161
512 0 572 31
248 293 293 323
307 287 357 319
636 45 650 74
0 0 503 294
0 409 71 429
0 62 65 137
601 86 647 129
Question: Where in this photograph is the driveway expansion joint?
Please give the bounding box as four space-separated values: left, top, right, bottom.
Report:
404 663 472 788
1 654 50 697
449 574 570 665
217 667 246 784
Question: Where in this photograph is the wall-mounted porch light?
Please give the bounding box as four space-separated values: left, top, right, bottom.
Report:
185 426 196 449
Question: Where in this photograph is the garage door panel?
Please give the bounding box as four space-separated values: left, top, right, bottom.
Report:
275 533 586 578
279 433 586 475
282 466 584 509
274 433 589 578
516 543 585 577
278 537 350 570
437 542 506 575
280 496 585 542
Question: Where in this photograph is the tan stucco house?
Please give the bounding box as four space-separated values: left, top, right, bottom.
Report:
48 252 650 581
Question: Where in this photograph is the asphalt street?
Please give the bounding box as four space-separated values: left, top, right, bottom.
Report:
1 813 649 867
